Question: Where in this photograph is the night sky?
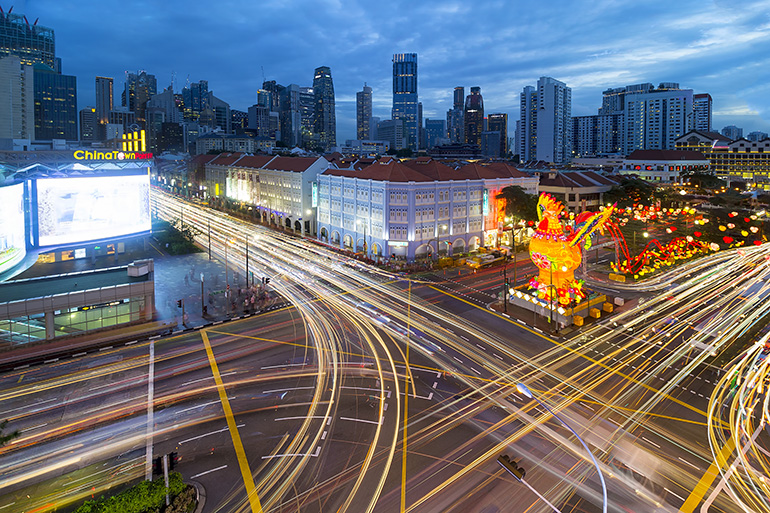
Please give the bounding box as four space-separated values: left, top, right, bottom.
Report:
14 0 770 142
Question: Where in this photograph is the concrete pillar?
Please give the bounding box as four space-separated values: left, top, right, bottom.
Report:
45 311 55 340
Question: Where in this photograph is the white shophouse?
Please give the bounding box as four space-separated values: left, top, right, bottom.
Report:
316 157 538 261
205 152 327 235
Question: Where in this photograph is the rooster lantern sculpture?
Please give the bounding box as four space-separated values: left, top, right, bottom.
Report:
528 193 615 303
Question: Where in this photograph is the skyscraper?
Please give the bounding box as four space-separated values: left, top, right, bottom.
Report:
182 80 210 122
424 119 446 148
79 107 97 141
299 86 314 147
95 76 113 127
693 93 712 132
0 10 55 69
464 86 484 147
280 84 301 147
721 125 743 140
122 71 157 128
313 66 336 151
392 53 418 150
487 113 508 157
0 55 34 139
34 64 77 140
623 83 692 154
356 83 372 140
447 86 465 143
519 78 572 164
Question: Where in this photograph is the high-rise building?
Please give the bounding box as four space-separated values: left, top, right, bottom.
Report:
231 109 248 131
519 78 571 163
424 119 446 148
519 86 537 161
280 84 301 147
248 90 273 139
721 125 743 140
748 131 769 142
79 107 97 141
623 83 693 154
487 113 508 157
392 53 418 150
313 66 336 151
299 86 314 147
0 10 55 69
481 131 502 158
182 80 210 122
693 93 712 132
95 76 113 128
377 119 406 151
356 84 373 141
464 86 484 147
0 55 34 139
34 64 77 140
571 113 624 157
122 71 157 128
447 86 465 143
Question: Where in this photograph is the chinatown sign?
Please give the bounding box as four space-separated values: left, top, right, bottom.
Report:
73 150 153 161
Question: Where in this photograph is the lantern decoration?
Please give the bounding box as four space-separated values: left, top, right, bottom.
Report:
719 225 727 231
750 226 759 233
723 236 734 244
694 231 702 237
710 243 720 251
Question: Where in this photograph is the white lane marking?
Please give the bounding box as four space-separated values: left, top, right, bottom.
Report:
262 386 314 394
72 352 87 357
261 362 307 370
91 374 149 391
183 371 236 387
177 400 222 414
340 416 381 425
321 431 327 440
44 359 58 364
581 402 595 411
678 457 701 471
664 488 685 502
460 335 469 341
13 365 28 370
493 354 503 360
0 398 58 416
190 465 228 479
432 382 438 388
453 356 463 363
275 416 329 422
642 436 660 448
178 424 244 445
98 346 113 351
262 446 321 459
384 402 389 411
25 423 48 431
0 502 16 509
471 367 481 375
341 386 391 398
125 340 138 345
476 344 485 350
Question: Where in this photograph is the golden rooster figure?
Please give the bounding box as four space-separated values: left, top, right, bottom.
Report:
528 193 614 302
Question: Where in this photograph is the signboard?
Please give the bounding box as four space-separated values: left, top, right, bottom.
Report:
312 182 318 207
483 189 489 215
388 241 408 247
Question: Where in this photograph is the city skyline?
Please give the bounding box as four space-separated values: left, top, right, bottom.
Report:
13 0 770 144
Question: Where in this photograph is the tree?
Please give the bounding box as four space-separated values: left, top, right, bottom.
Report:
604 177 656 208
0 420 19 447
683 172 726 190
395 148 414 158
496 185 538 225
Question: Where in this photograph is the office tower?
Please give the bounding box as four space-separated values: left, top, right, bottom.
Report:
0 55 34 139
299 86 314 146
122 71 157 127
0 9 55 68
182 80 209 122
262 80 281 112
693 93 712 132
356 83 373 141
392 53 418 150
535 77 571 163
571 113 624 157
747 131 768 142
79 107 97 141
464 86 484 147
447 86 465 143
377 119 406 150
313 66 336 150
210 93 231 134
95 76 113 128
280 84 301 147
248 90 272 139
424 119 446 148
481 131 501 157
146 87 181 124
34 65 77 140
519 86 537 161
624 83 693 154
231 109 248 131
487 113 508 157
721 125 743 141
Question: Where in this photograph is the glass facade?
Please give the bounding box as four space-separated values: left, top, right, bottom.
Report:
34 66 77 140
0 12 55 69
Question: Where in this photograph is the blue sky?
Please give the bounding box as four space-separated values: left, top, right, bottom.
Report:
17 0 770 142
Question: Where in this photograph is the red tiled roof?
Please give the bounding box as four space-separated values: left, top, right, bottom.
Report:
265 156 322 172
626 149 707 161
457 162 529 179
234 155 275 169
209 152 245 166
191 153 219 166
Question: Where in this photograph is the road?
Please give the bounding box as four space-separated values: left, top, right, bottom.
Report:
1 189 770 512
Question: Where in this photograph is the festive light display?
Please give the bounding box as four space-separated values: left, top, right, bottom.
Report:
528 193 614 303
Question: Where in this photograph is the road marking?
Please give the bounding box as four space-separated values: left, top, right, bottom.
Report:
200 331 263 513
262 446 321 459
641 436 660 448
341 386 391 398
0 502 16 509
665 487 685 502
321 431 327 440
432 382 438 388
678 457 701 471
493 353 503 360
179 424 244 445
275 415 329 422
260 362 307 370
340 416 381 425
183 372 236 387
17 374 23 384
460 336 469 341
13 365 28 370
471 367 481 375
190 465 228 479
262 386 313 394
43 358 58 364
72 352 87 357
475 344 485 350
125 340 138 345
453 356 463 363
0 398 57 416
177 400 222 414
26 422 47 431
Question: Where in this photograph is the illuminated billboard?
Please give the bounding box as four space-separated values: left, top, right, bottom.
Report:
0 183 26 274
37 174 151 246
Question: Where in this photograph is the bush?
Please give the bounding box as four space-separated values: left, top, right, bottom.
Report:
74 472 186 513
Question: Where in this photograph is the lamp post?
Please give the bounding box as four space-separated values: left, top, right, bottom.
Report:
516 383 608 513
357 219 368 257
435 224 447 261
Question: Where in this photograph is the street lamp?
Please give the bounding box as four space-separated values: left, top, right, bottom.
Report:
357 219 368 257
435 224 447 260
516 383 608 513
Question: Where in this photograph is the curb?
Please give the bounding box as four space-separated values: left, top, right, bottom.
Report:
191 480 206 513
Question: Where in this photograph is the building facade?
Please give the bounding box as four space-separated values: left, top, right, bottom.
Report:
95 76 113 130
721 125 743 141
487 113 508 157
0 55 34 140
693 93 712 132
313 66 336 151
447 86 464 143
356 84 372 141
464 86 484 147
392 53 418 150
618 149 709 182
122 71 157 128
33 64 77 140
316 158 538 261
79 107 97 141
0 10 55 69
377 119 406 151
536 77 571 164
623 83 693 154
424 119 447 149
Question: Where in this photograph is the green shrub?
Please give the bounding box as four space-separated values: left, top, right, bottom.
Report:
74 472 186 513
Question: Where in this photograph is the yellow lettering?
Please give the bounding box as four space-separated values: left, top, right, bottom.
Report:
74 150 85 160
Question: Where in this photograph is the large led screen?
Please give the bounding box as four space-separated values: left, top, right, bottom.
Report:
37 174 151 247
0 183 26 274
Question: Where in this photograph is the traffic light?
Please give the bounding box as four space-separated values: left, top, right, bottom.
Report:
176 299 182 308
169 451 179 470
497 454 526 481
265 277 270 285
153 456 163 475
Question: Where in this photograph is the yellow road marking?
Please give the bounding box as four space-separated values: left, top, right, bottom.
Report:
428 285 710 419
680 436 736 512
17 374 23 384
200 331 263 513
